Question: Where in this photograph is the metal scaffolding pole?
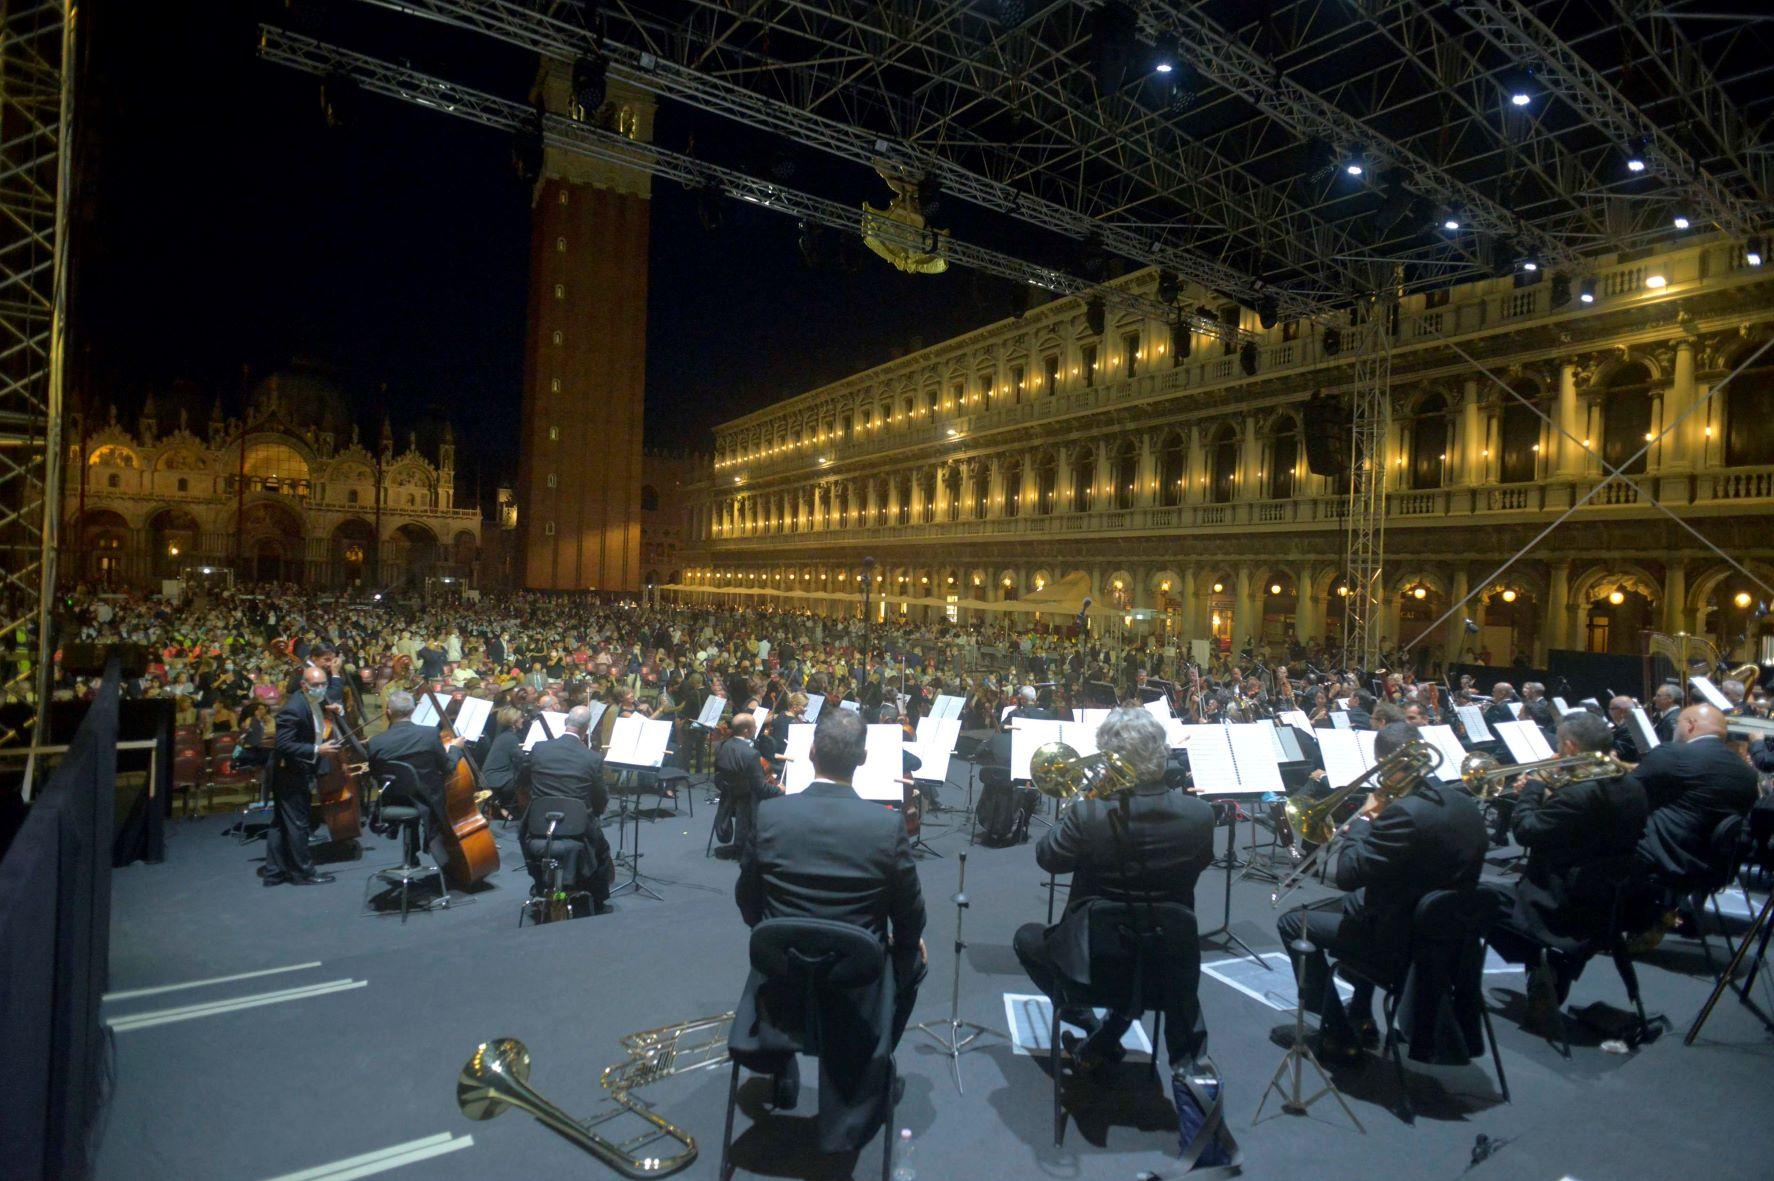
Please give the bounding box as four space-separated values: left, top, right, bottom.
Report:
1340 304 1391 671
0 0 73 770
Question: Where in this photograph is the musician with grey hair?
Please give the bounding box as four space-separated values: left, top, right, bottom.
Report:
1011 707 1215 1074
365 687 460 874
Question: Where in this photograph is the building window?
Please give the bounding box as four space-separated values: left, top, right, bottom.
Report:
1081 344 1098 388
1725 359 1774 465
406 493 417 507
951 381 964 411
554 283 566 300
544 521 556 535
840 412 852 439
552 330 563 345
1425 288 1451 309
546 473 557 488
925 388 938 417
1044 355 1059 395
558 189 568 205
1269 425 1298 499
107 473 120 489
1122 332 1140 378
1011 364 1025 402
556 236 567 252
1499 393 1541 484
347 489 359 505
176 477 188 493
548 425 560 441
860 409 871 432
1281 320 1300 342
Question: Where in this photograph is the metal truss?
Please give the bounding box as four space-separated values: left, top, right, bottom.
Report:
256 27 1236 338
0 0 71 754
1341 305 1390 671
346 0 1313 319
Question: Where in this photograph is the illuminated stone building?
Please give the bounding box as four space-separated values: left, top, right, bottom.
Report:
677 238 1774 666
63 366 481 590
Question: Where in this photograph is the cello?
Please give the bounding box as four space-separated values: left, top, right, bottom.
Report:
420 686 501 891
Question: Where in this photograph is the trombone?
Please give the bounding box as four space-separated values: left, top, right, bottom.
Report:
457 1011 733 1178
1270 739 1443 907
1459 749 1630 801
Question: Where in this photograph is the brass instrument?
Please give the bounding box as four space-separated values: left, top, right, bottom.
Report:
1029 741 1141 803
1458 749 1629 801
458 1011 734 1178
1270 739 1443 907
1728 662 1761 695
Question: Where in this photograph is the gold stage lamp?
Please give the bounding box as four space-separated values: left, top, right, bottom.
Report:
861 163 949 274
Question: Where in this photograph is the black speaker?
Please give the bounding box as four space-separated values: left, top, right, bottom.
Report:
1239 340 1259 376
1322 326 1341 356
1302 393 1350 477
1085 297 1105 336
1170 320 1191 361
63 641 150 678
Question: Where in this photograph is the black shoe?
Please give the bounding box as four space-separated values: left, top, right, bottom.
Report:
1524 966 1563 1039
1061 1030 1125 1075
1351 1018 1381 1049
294 872 337 885
262 874 289 887
1316 1027 1365 1062
771 1068 800 1111
1057 1006 1101 1038
594 902 614 916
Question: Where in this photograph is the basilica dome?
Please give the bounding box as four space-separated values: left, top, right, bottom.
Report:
247 359 353 437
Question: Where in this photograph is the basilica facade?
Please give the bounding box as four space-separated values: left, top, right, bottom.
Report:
675 235 1774 668
64 365 482 592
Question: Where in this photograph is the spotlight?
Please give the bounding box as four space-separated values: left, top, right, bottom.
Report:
1156 269 1179 304
1520 257 1539 272
511 108 545 183
1085 296 1106 336
1510 90 1531 107
1463 618 1480 635
1645 273 1667 289
1579 277 1596 304
1151 33 1178 74
1625 152 1646 174
1322 326 1342 356
1344 159 1365 177
1608 590 1626 606
1735 591 1753 609
1170 318 1192 360
1748 238 1765 267
1443 217 1462 232
1673 215 1691 230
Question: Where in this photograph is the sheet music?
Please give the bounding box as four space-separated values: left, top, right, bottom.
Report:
1177 725 1239 793
1142 696 1174 720
1628 707 1661 752
1072 708 1111 728
694 694 726 729
1009 720 1061 780
1160 717 1190 749
1689 675 1733 712
752 706 771 733
929 694 965 721
839 700 860 713
412 694 441 728
1278 709 1314 734
1455 705 1493 742
803 693 826 722
1318 730 1378 790
1000 703 1017 723
1553 696 1572 716
583 701 609 743
852 725 906 801
522 710 568 752
1262 719 1307 763
606 716 672 768
781 723 817 793
1507 701 1525 720
1330 710 1352 731
1225 724 1284 794
1419 724 1470 783
453 696 492 743
1495 719 1555 764
912 716 961 783
1262 719 1288 760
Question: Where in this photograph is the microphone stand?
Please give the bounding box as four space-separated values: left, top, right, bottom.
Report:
913 851 1006 1092
1254 924 1365 1132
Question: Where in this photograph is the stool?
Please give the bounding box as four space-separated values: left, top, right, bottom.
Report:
365 803 447 923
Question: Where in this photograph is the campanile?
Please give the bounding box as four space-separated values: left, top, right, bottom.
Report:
515 68 653 592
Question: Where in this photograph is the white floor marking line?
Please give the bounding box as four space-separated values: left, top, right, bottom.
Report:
255 1132 475 1181
103 961 322 1002
106 979 366 1032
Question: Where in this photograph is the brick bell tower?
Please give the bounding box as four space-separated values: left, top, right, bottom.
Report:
515 66 654 592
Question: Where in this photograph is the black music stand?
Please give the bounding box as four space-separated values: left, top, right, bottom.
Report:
605 763 665 902
1197 794 1270 970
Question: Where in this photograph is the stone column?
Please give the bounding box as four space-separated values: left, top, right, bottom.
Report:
1137 435 1157 507
1294 563 1315 644
1185 424 1205 504
1665 340 1697 472
1460 378 1482 486
987 459 1005 520
1021 451 1037 514
1554 363 1582 479
1663 561 1687 635
1546 561 1570 657
1446 566 1470 666
1239 415 1260 501
1234 566 1253 647
1180 565 1199 640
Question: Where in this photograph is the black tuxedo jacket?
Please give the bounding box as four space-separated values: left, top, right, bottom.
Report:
479 729 522 790
1483 701 1518 730
1630 736 1758 879
366 720 453 813
1508 771 1648 953
715 735 771 801
1035 782 1215 984
1332 783 1488 958
272 695 332 789
525 734 608 816
736 779 924 968
1653 707 1681 745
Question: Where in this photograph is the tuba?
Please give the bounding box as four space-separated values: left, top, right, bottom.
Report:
457 1012 733 1179
1029 741 1140 803
1728 662 1761 696
1271 739 1442 906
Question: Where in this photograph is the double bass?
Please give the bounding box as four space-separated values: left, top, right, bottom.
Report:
420 687 501 891
315 703 367 845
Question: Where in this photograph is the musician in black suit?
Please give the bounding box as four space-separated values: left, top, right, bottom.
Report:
1484 682 1519 730
1276 723 1488 1058
1001 684 1056 730
733 708 926 1153
1483 713 1646 1034
712 713 780 854
264 666 343 886
1607 696 1645 764
477 707 524 812
1631 704 1758 884
1649 683 1681 745
521 704 612 909
1013 708 1216 1070
365 689 458 873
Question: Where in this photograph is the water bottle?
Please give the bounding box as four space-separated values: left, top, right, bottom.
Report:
890 1128 916 1181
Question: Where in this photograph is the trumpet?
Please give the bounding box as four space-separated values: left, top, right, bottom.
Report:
1271 739 1443 907
1459 749 1630 801
1029 741 1141 802
458 1011 733 1178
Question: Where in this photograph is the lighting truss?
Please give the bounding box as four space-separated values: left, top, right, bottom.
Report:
1340 306 1390 672
345 0 1316 319
0 0 72 758
256 27 1239 339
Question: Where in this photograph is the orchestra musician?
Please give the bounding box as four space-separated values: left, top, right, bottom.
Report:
477 706 525 816
733 708 926 1152
1481 713 1648 1036
1630 704 1758 925
364 689 459 875
1607 696 1644 764
1275 723 1488 1059
712 713 780 855
1649 683 1681 745
1484 682 1519 729
1012 708 1215 1072
522 704 613 913
264 665 343 886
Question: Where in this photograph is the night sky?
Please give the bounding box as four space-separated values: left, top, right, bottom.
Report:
76 1 1038 491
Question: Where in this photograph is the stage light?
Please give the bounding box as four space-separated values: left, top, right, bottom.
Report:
1747 237 1764 267
1673 215 1690 230
1256 294 1279 330
1579 277 1596 304
1519 257 1538 272
572 54 608 114
1608 590 1625 606
1736 592 1753 609
1550 272 1571 307
1510 90 1531 107
1151 34 1178 74
1625 152 1646 173
1645 273 1667 289
1443 218 1461 232
1344 160 1365 177
1337 585 1349 597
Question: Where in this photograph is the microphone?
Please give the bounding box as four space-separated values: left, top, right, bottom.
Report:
1075 596 1092 626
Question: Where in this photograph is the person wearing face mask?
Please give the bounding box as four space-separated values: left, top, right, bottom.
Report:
264 666 344 886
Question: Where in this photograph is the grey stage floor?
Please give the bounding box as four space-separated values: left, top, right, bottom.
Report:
98 767 1774 1181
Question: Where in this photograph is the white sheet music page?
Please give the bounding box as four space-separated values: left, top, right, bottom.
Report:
752 706 771 733
1261 720 1288 760
912 717 961 783
1058 721 1100 757
1330 710 1352 731
1279 709 1314 734
839 700 860 714
606 716 671 767
1009 720 1063 780
1178 724 1238 793
1419 724 1470 782
852 725 905 801
781 723 817 793
1224 723 1283 794
1552 696 1574 717
1507 701 1525 720
1160 717 1190 749
1495 719 1555 763
1689 675 1733 712
930 694 965 721
453 696 492 743
1318 730 1376 790
1628 707 1661 752
1072 708 1111 728
803 694 826 722
1143 696 1174 720
522 710 569 752
1455 705 1493 742
412 695 441 728
695 695 726 729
